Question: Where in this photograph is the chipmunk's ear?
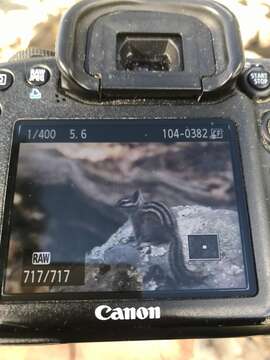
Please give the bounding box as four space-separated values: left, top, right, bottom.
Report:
133 189 144 205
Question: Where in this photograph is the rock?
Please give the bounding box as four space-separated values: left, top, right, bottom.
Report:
258 18 270 49
245 50 260 59
83 205 246 292
0 1 27 12
216 0 259 47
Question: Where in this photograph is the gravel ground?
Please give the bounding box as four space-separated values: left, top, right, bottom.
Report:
1 0 270 359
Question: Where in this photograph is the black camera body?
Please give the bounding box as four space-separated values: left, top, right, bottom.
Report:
0 0 270 344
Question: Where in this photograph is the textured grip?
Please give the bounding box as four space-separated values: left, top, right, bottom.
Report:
9 48 55 62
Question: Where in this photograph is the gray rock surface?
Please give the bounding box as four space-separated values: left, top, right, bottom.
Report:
84 205 246 292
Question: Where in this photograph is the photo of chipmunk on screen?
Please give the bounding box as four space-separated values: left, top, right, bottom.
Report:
5 140 247 294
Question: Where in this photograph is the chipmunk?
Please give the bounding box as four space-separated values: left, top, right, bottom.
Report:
116 190 204 286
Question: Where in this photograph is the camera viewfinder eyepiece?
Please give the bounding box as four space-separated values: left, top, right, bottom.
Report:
117 34 183 72
56 0 244 100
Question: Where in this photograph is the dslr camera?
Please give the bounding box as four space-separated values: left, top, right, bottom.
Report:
0 0 270 344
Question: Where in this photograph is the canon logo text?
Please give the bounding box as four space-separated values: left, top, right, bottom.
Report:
95 305 161 321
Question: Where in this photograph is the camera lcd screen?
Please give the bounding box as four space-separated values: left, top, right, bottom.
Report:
2 119 257 298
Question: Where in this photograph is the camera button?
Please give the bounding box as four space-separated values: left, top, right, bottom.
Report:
247 69 270 91
26 66 50 86
0 70 14 91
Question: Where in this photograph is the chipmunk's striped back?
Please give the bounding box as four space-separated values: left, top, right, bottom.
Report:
140 201 176 230
117 190 205 286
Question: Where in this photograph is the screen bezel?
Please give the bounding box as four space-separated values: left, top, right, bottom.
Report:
0 118 258 300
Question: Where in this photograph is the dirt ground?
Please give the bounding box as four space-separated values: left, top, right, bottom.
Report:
1 0 270 359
